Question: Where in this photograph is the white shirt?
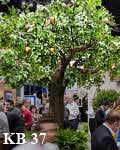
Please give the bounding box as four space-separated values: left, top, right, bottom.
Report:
103 123 115 136
66 102 79 120
106 108 111 115
100 106 104 112
36 98 41 109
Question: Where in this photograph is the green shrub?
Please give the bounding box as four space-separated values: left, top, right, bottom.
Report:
93 89 120 109
56 129 88 150
83 124 88 133
25 131 33 140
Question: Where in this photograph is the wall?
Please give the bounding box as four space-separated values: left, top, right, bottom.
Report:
0 80 16 102
65 72 120 114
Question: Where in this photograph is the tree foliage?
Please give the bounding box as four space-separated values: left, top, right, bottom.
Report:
93 89 120 109
0 0 120 88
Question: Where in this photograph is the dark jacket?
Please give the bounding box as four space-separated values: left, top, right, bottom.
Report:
6 111 24 133
11 107 25 133
6 112 25 150
91 125 118 150
95 107 106 127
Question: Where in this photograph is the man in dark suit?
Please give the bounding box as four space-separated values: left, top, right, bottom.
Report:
95 101 109 127
91 110 120 150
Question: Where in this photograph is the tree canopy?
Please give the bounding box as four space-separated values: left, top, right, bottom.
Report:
0 0 120 88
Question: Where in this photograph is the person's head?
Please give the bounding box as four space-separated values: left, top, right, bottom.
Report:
36 108 39 114
4 99 14 111
64 96 68 101
23 99 31 109
30 105 36 113
101 101 109 110
35 117 59 144
33 93 37 97
42 99 48 105
105 110 120 133
74 96 79 104
15 97 23 109
68 97 73 104
16 96 23 101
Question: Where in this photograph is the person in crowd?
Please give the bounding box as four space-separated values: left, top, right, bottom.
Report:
106 104 113 115
64 105 70 129
4 99 25 132
30 105 39 131
6 111 24 150
88 101 96 134
21 99 32 130
36 117 59 150
64 96 69 106
66 97 79 131
33 93 41 113
12 117 59 150
91 110 120 150
0 104 9 150
4 99 25 150
95 101 109 128
36 107 42 117
113 100 120 142
42 99 49 115
64 95 70 129
73 96 81 128
113 100 120 111
16 96 23 102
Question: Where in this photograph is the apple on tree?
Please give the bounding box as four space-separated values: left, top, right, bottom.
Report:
25 47 31 53
50 48 55 53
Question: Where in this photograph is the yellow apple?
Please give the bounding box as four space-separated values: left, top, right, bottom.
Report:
112 64 116 69
25 47 31 53
104 17 110 24
50 48 55 53
50 16 55 24
25 24 31 30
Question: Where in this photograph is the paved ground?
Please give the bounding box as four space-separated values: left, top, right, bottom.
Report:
78 122 86 129
88 137 91 150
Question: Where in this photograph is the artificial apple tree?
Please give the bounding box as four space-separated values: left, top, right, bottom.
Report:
0 0 120 127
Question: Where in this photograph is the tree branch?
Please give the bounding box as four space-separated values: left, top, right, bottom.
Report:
75 67 99 75
91 68 100 74
69 40 97 53
62 40 97 68
53 41 97 81
59 50 66 64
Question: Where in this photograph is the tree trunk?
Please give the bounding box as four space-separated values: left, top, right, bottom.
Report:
49 80 65 128
48 51 71 127
47 43 92 127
